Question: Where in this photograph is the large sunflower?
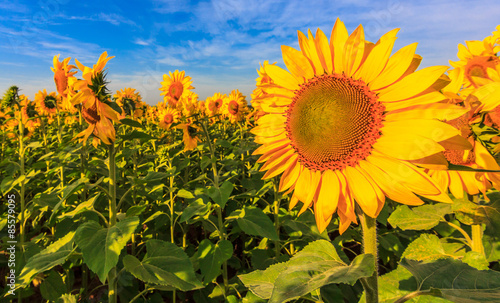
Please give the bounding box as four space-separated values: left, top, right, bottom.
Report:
35 89 59 118
252 19 471 233
71 52 119 147
159 70 194 108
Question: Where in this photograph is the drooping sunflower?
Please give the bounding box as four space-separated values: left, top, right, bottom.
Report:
252 19 471 233
51 55 77 99
159 70 194 108
222 89 248 123
158 106 180 130
177 122 200 152
71 52 120 147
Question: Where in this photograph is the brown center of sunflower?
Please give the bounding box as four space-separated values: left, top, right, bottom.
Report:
228 100 239 115
44 95 57 109
443 149 476 166
169 82 184 100
82 103 100 125
164 113 173 124
285 74 385 172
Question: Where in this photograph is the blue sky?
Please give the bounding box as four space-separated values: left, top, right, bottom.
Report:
1 0 499 105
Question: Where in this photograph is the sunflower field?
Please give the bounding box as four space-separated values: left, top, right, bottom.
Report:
1 19 500 303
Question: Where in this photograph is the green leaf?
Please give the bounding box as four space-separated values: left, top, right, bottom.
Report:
179 199 210 223
177 189 195 199
120 130 155 141
40 270 66 302
229 207 279 241
401 234 466 261
49 177 89 223
126 205 148 217
74 216 139 283
120 118 144 129
401 258 500 302
388 204 451 230
17 231 75 288
239 240 374 302
461 251 489 270
198 239 233 283
58 194 99 219
123 239 202 291
207 180 234 208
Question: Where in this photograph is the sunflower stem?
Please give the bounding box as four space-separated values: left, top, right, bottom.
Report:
360 213 378 303
107 143 117 303
272 179 281 257
16 100 26 303
470 195 485 256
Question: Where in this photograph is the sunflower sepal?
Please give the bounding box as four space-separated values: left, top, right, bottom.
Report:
447 163 500 173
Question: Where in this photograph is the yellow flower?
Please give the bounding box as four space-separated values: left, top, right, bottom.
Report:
159 70 194 108
20 95 40 134
252 19 470 233
71 52 119 147
177 122 200 151
205 92 226 117
222 89 247 123
35 89 59 117
114 87 143 119
449 27 500 89
250 61 275 122
51 55 77 99
158 107 180 130
179 91 199 117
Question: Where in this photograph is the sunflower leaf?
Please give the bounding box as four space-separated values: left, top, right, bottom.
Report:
207 180 234 209
120 118 144 129
400 258 500 302
239 240 374 302
229 206 279 241
123 239 202 291
387 204 452 230
74 216 139 283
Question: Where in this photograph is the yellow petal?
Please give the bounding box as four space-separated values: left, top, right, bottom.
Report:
330 18 349 74
383 119 460 143
279 159 301 192
265 64 299 90
316 170 340 221
343 25 365 77
298 30 323 75
314 28 333 74
374 132 444 160
345 166 379 217
383 91 447 111
281 45 314 82
385 103 468 122
369 42 418 90
376 66 449 102
473 82 500 112
355 36 397 84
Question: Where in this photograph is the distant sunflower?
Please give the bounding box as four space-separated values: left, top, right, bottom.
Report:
252 19 470 233
71 52 119 147
222 89 247 123
159 70 194 108
20 95 40 134
114 87 143 119
35 89 59 117
206 92 225 117
158 107 180 130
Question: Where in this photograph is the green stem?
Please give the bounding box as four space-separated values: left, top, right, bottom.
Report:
168 165 177 303
107 143 117 303
273 180 280 258
56 105 64 189
17 103 25 303
470 195 485 256
129 287 154 303
359 212 378 303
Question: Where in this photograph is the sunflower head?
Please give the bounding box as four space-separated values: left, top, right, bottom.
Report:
223 89 248 123
2 86 20 109
158 107 180 130
159 70 194 108
206 92 226 117
51 54 77 98
252 19 470 233
176 122 200 152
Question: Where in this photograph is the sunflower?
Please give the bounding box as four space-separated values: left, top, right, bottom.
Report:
20 95 40 134
429 69 500 198
70 52 119 147
51 55 77 99
177 122 200 151
179 91 199 117
222 89 248 123
205 92 226 117
252 19 471 233
159 70 194 108
158 107 180 130
449 28 500 90
114 87 143 119
249 61 275 122
35 89 60 118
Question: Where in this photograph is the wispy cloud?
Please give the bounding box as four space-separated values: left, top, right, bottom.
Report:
57 12 137 26
0 0 29 13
